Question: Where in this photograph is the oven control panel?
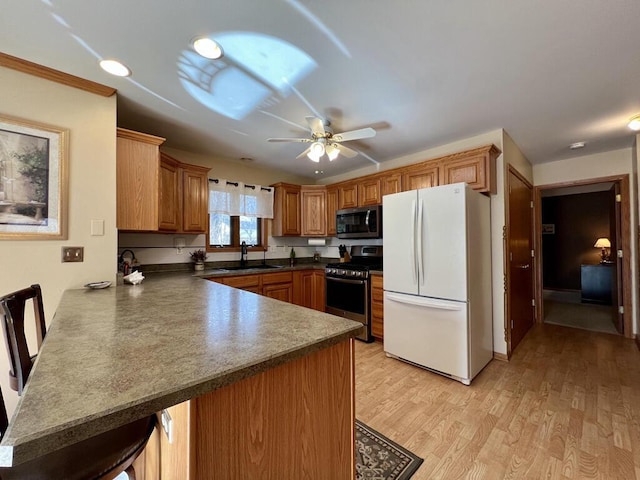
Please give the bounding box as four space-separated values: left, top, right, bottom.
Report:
325 268 369 279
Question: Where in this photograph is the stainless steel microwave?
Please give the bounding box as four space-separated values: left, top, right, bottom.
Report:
336 205 382 239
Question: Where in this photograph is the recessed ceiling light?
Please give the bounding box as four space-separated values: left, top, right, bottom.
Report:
569 142 586 150
628 115 640 131
193 37 224 59
99 59 131 77
314 170 324 175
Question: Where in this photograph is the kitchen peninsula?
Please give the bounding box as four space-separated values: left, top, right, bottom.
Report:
0 273 362 478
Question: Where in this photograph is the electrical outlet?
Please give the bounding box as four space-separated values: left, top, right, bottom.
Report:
61 247 84 263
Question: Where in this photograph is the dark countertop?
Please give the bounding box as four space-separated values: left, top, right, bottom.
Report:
0 272 362 467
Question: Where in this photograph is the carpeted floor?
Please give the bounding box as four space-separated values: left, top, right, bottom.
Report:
543 290 619 335
355 420 423 480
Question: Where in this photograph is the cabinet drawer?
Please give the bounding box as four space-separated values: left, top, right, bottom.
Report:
222 275 261 288
261 271 293 285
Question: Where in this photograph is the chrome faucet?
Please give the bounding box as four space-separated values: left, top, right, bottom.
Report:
240 241 248 267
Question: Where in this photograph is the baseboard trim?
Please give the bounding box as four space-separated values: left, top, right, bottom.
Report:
493 352 509 362
635 335 640 351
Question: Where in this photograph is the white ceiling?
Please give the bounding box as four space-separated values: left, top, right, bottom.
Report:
2 1 640 179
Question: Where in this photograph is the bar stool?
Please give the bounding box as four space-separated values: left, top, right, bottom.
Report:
0 284 47 395
0 385 156 480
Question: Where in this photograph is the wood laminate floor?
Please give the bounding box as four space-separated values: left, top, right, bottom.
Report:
355 324 640 480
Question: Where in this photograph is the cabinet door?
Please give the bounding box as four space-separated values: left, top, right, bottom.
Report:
381 173 402 197
158 155 181 231
182 166 209 233
293 270 315 308
358 177 381 206
263 282 293 302
440 154 487 191
338 182 358 209
312 270 326 311
272 183 301 236
301 187 327 236
326 187 339 236
221 275 261 292
401 164 439 192
159 402 192 480
116 130 164 231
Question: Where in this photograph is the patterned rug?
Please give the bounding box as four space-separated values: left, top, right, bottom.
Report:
355 420 423 480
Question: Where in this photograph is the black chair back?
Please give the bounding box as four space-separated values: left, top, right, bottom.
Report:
0 285 47 395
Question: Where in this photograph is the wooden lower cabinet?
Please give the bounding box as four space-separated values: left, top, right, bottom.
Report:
371 274 384 340
148 340 354 480
292 269 325 311
209 269 324 311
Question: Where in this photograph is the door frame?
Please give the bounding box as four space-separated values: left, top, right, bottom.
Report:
533 174 632 338
505 165 534 357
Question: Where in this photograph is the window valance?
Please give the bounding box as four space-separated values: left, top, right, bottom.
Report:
208 179 274 219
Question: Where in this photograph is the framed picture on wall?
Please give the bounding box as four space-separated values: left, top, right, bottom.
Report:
0 114 68 240
542 223 555 235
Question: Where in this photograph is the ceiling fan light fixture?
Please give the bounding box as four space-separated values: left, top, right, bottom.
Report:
628 114 640 131
326 144 340 161
193 37 224 59
307 150 321 162
307 141 325 162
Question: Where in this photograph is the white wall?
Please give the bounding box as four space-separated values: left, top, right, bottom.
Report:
0 66 117 415
533 148 637 335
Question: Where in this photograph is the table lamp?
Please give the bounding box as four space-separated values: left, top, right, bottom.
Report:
594 237 611 263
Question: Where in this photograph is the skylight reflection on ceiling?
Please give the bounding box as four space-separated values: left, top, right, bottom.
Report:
178 32 316 120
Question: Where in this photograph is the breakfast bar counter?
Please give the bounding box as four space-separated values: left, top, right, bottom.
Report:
0 273 362 477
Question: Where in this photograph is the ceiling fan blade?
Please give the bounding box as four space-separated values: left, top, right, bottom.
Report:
332 127 376 143
306 116 326 137
334 143 358 158
296 146 312 159
267 137 312 143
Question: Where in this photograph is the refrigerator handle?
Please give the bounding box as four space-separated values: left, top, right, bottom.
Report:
386 292 464 310
417 198 424 286
411 199 417 284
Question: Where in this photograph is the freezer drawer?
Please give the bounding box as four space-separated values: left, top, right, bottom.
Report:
384 291 470 383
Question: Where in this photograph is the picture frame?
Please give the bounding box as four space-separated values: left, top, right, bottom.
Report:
0 114 68 240
542 223 555 235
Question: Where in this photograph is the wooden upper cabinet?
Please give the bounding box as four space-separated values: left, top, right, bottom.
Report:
439 144 500 194
326 187 339 236
272 183 301 236
117 128 210 233
401 164 439 192
338 182 358 209
301 186 327 237
158 154 181 231
181 163 210 233
116 128 165 231
380 173 402 197
358 177 381 206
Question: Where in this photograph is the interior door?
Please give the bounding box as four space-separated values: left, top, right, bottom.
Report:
611 183 624 333
507 167 534 353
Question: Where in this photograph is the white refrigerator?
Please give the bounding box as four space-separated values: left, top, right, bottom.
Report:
382 182 492 385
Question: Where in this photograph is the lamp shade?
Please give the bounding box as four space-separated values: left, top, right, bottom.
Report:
594 237 610 248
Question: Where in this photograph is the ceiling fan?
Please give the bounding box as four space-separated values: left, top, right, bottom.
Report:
267 116 376 162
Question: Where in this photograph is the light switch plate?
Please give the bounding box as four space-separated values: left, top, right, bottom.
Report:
62 247 84 263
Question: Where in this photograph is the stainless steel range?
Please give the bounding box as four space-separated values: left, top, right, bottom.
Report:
325 245 383 342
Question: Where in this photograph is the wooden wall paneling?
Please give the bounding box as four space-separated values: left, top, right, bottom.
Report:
193 340 354 479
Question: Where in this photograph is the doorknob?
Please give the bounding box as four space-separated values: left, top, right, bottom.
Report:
516 264 530 269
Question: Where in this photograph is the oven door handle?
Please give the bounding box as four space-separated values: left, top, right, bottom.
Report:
326 277 367 286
